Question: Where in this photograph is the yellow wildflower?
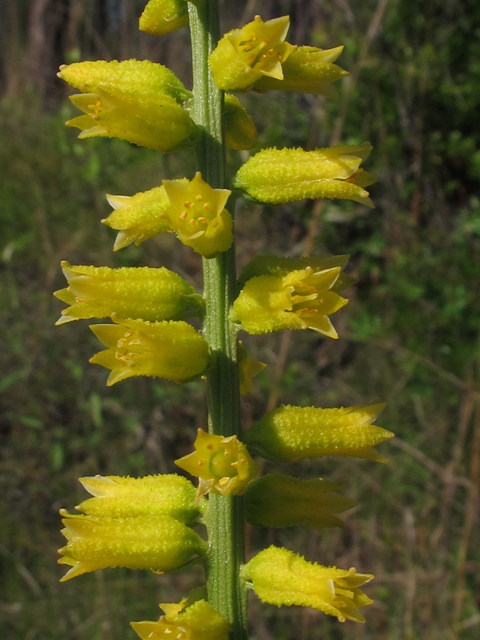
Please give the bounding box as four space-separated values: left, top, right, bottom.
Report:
224 94 258 150
244 403 393 462
139 0 189 36
241 546 374 623
175 429 258 500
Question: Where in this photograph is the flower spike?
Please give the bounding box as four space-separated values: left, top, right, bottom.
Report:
58 513 207 581
233 143 376 206
175 429 258 500
89 317 209 385
209 15 296 91
244 474 356 531
131 598 229 640
163 172 233 257
244 403 394 462
54 263 203 324
241 546 374 623
231 262 349 337
76 474 205 524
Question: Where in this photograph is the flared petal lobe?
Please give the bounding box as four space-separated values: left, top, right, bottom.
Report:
241 546 373 623
244 403 393 462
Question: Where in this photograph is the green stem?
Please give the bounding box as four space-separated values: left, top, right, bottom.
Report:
188 2 247 639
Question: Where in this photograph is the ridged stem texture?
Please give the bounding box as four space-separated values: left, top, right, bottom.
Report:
188 2 247 639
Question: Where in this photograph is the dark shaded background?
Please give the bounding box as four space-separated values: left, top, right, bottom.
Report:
1 0 480 638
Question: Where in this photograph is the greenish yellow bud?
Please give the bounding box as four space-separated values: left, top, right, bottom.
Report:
58 59 191 103
102 184 182 251
238 341 266 396
54 263 203 325
244 474 356 531
231 264 348 337
175 429 259 500
233 143 376 206
163 172 233 257
66 90 197 151
58 513 207 581
240 546 374 623
89 317 209 386
139 0 189 36
209 15 296 91
244 403 394 462
224 94 258 150
132 598 229 640
75 474 205 524
238 255 357 292
253 45 348 98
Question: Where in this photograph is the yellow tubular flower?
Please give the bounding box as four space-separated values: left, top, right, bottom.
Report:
231 265 348 337
139 0 189 36
54 263 203 324
224 94 258 150
75 474 206 524
209 15 296 91
102 184 184 251
163 172 233 257
244 403 394 462
253 45 348 98
131 598 230 640
175 429 259 500
58 513 207 581
89 317 209 386
240 546 374 623
244 474 356 531
232 143 376 206
238 341 266 396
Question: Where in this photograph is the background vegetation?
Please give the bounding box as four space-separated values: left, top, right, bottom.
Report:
1 0 479 638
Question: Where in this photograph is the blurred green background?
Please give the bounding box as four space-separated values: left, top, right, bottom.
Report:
1 0 480 638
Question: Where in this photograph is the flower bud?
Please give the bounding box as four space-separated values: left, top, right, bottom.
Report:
224 94 257 150
89 317 209 386
244 403 393 462
102 184 182 251
175 429 258 499
54 263 203 325
58 513 207 581
232 143 376 206
238 341 266 396
163 172 233 257
76 474 205 524
240 546 374 623
139 0 189 36
209 15 296 91
253 45 348 98
231 263 348 337
132 598 229 640
244 474 356 531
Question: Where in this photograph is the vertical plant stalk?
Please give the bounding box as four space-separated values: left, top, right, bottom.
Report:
188 2 247 639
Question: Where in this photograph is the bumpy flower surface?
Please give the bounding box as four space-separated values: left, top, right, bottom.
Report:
90 317 209 386
253 45 348 97
209 15 296 91
58 513 207 581
102 184 183 251
241 546 373 623
75 474 205 524
54 263 203 324
139 0 189 36
175 429 259 499
238 341 266 396
58 59 191 103
244 403 393 462
244 473 356 531
233 143 376 206
231 264 348 337
163 172 233 256
224 94 258 150
132 598 230 640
